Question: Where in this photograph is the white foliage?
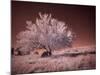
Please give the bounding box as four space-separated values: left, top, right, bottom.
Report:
15 13 75 52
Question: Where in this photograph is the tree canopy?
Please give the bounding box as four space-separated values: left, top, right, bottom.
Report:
15 12 75 53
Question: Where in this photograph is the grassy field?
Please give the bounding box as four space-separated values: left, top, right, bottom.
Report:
11 46 96 75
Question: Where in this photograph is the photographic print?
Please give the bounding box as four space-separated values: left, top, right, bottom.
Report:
11 0 96 75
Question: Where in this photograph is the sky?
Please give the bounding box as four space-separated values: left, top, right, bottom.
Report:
11 1 96 48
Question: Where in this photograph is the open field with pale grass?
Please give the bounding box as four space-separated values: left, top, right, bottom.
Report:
11 46 96 75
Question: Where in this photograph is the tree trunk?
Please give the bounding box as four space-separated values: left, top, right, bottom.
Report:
45 45 52 56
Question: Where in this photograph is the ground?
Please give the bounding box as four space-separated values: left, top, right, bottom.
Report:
11 46 96 75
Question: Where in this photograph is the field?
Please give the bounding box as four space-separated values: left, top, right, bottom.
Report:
11 46 96 75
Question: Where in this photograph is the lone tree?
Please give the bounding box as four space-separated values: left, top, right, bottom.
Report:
15 12 75 56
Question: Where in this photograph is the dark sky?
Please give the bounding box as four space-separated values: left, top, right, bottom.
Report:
11 1 96 48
